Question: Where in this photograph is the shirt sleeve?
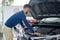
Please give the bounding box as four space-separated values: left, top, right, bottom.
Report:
20 21 24 28
21 14 34 33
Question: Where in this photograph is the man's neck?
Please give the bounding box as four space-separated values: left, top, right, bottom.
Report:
23 9 26 14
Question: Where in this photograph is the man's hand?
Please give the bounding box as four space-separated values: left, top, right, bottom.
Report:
28 19 38 25
34 32 40 36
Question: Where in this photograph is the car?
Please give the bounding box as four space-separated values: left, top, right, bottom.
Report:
29 0 60 35
28 0 60 40
17 0 60 40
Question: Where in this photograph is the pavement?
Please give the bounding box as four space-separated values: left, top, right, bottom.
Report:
0 33 3 40
0 37 3 40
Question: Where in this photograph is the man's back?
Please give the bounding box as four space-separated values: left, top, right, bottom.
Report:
5 11 23 28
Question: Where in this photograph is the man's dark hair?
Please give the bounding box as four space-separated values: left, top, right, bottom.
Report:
23 4 31 8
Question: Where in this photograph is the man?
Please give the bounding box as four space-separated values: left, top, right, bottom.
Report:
3 4 39 40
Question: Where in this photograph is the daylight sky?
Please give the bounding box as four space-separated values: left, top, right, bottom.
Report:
12 0 30 6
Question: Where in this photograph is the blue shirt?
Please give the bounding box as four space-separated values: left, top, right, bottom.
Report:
5 11 34 33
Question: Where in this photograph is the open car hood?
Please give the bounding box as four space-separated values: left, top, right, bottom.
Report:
29 0 60 35
29 0 60 20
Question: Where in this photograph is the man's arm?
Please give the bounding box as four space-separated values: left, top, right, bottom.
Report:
20 21 24 28
21 15 34 33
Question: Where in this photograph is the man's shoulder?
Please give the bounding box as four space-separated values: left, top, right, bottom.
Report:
18 10 23 13
17 10 23 14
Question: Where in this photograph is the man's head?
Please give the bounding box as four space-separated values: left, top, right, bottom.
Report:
23 4 31 14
